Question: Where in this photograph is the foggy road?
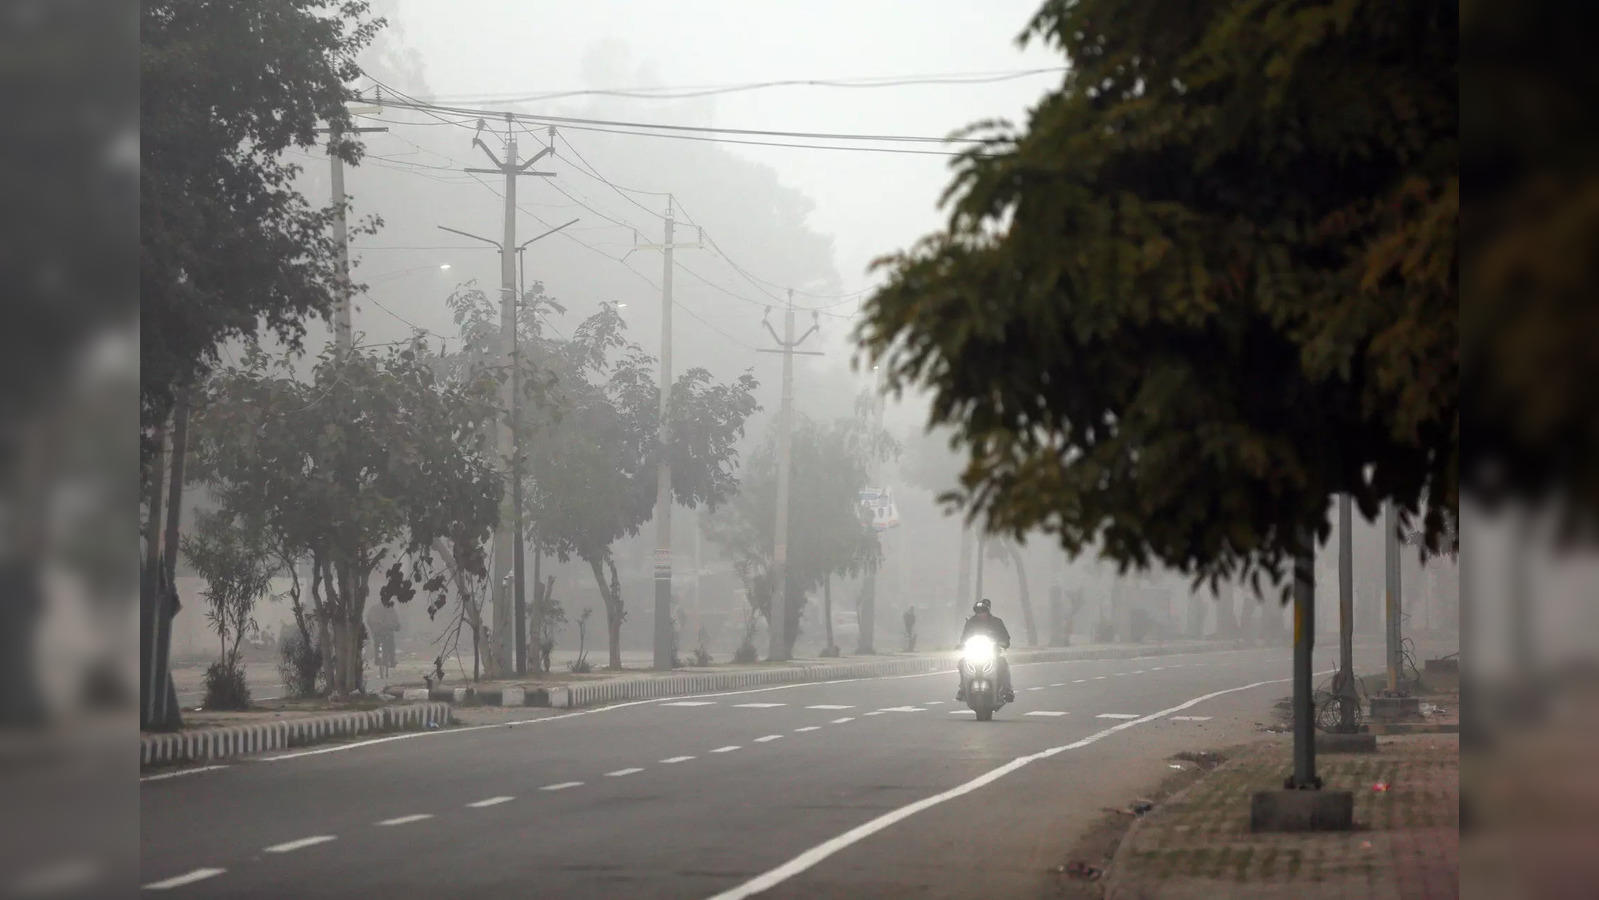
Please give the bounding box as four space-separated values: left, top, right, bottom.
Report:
140 645 1375 897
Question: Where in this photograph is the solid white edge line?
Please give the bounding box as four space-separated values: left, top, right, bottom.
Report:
143 867 227 890
140 765 229 783
703 671 1330 900
263 835 336 854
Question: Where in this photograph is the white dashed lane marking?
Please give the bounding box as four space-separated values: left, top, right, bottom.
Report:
1073 679 1086 684
264 835 336 854
805 704 853 710
467 796 515 808
948 709 975 715
924 700 945 705
734 703 786 708
1093 676 1107 680
754 734 783 743
662 701 716 707
1171 715 1212 721
794 726 821 732
1096 713 1139 720
606 768 644 777
377 814 433 826
831 717 855 724
1050 683 1064 687
1027 687 1045 692
877 706 926 713
710 745 741 753
540 782 583 792
660 756 696 764
144 868 227 891
1025 711 1069 717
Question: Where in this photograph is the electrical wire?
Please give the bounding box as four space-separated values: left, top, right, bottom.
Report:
461 172 759 351
549 128 668 221
422 66 1068 104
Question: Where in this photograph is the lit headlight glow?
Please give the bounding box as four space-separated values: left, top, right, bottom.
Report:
962 635 997 667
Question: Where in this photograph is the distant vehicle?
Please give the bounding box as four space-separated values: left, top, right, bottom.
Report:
959 634 1008 721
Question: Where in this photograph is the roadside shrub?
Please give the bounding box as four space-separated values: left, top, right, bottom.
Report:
733 641 758 664
203 661 251 710
567 657 593 674
277 629 322 698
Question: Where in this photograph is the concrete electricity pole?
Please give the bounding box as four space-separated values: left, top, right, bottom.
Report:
1337 494 1356 729
760 290 819 661
633 196 703 670
315 112 386 351
1383 500 1404 694
1289 545 1320 788
450 116 556 675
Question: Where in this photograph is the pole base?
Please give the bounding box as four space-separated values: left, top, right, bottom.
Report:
1369 695 1422 722
1250 788 1353 832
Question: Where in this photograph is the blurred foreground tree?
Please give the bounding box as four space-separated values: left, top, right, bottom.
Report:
859 0 1458 592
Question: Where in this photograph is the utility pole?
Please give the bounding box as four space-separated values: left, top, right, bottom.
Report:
454 116 557 677
1384 500 1404 695
315 113 386 352
632 196 703 670
438 218 576 679
1337 494 1356 729
759 290 820 660
1288 545 1320 789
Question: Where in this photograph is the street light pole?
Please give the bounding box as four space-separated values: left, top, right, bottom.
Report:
435 216 576 678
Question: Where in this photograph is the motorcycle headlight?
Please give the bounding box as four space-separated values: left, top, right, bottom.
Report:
962 635 996 666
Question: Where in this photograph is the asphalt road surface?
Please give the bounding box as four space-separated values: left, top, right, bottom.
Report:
140 644 1379 898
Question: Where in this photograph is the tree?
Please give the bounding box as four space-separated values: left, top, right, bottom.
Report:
141 0 382 437
140 0 383 727
189 339 502 695
704 416 890 659
181 511 276 708
503 297 759 670
857 0 1458 592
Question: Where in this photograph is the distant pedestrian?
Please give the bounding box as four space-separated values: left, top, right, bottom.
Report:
903 605 917 652
366 603 401 679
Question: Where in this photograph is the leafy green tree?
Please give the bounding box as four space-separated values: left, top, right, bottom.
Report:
444 284 760 671
181 510 276 707
858 0 1458 592
189 339 502 695
704 416 890 658
141 0 383 437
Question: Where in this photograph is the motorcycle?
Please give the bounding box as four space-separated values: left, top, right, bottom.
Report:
959 634 1008 721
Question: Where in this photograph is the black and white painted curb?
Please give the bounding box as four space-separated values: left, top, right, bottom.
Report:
140 702 451 768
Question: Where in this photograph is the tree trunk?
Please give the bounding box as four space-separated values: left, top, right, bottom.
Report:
140 417 168 729
1215 582 1240 639
1186 590 1208 639
855 577 876 654
823 575 835 652
954 525 972 621
590 556 624 670
1006 544 1038 647
311 555 335 694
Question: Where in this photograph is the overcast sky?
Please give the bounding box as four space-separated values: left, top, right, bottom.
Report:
379 0 1062 296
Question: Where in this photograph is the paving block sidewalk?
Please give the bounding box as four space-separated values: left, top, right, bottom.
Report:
1106 733 1459 899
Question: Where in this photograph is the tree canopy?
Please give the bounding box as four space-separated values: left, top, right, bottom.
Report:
188 338 503 694
858 0 1457 594
141 0 383 450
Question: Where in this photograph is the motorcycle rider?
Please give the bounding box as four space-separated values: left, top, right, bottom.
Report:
957 598 1014 702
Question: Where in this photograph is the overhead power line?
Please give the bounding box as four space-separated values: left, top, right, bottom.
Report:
418 66 1069 104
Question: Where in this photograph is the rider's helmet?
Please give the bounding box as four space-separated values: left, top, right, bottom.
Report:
973 598 992 615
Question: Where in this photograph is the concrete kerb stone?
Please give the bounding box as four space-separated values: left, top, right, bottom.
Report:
139 701 452 769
